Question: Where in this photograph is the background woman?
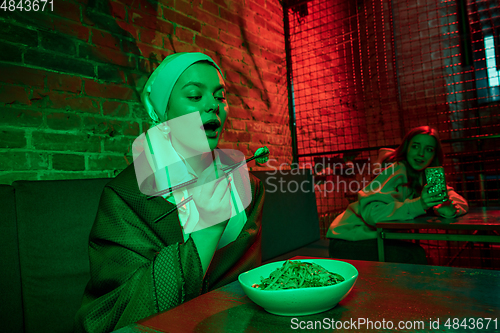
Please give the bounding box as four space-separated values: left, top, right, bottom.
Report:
75 52 265 332
327 126 468 264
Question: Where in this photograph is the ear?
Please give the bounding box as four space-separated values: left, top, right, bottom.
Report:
141 82 161 123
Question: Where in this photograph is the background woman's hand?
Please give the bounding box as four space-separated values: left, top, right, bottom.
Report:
420 184 448 210
434 195 460 218
190 164 232 228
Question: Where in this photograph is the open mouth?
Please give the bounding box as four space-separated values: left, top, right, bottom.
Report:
201 119 221 138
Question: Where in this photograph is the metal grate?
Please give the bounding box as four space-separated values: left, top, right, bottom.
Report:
284 0 500 269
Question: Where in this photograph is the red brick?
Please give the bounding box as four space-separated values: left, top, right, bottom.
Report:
175 0 197 16
193 7 225 29
0 64 46 88
262 71 281 84
52 1 81 22
243 41 261 57
121 38 143 56
250 133 269 145
84 80 136 100
217 141 235 150
0 85 30 105
83 116 140 136
102 101 131 117
248 0 271 21
0 107 43 127
266 1 282 16
0 172 38 184
46 17 90 41
246 87 261 100
229 119 246 130
52 153 85 171
201 24 219 39
171 40 200 53
219 7 240 25
226 47 242 61
136 41 167 60
219 57 249 75
47 92 100 113
139 28 165 46
219 31 241 47
32 132 101 152
130 10 161 31
115 21 141 40
202 0 219 16
163 8 201 32
176 27 194 44
241 29 262 47
253 11 267 30
224 70 240 84
103 136 133 154
228 106 252 120
92 29 120 50
88 154 129 171
226 1 250 19
261 49 283 63
211 0 228 8
231 142 249 156
110 1 127 20
0 129 26 148
195 34 215 50
138 0 167 16
0 151 49 171
226 21 242 38
222 129 251 142
229 84 248 99
141 121 151 133
38 171 111 181
47 74 83 94
46 112 83 130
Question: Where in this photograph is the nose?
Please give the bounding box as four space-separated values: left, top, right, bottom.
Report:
205 96 219 114
418 147 424 156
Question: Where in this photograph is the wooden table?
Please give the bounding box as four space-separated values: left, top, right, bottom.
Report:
376 207 500 262
115 257 500 333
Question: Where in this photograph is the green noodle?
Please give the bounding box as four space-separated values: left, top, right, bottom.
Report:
252 260 345 290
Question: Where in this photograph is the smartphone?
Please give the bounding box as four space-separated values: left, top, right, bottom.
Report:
425 166 447 195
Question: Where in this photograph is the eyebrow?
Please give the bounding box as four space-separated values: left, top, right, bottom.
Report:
182 81 226 91
412 141 435 149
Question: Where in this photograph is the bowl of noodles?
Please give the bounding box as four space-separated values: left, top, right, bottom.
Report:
238 259 358 316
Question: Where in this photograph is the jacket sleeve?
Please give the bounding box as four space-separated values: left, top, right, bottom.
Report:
75 186 204 333
433 186 469 218
359 163 426 226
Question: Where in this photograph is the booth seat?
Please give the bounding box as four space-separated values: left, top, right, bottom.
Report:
0 170 328 333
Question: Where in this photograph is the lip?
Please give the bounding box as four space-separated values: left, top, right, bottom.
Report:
414 159 424 164
201 119 221 139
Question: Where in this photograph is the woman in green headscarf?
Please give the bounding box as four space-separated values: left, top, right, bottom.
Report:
75 53 265 332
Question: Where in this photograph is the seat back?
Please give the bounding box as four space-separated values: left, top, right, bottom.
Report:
0 184 23 333
251 170 320 261
12 178 111 333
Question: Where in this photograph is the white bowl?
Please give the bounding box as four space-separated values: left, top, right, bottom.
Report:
238 259 358 316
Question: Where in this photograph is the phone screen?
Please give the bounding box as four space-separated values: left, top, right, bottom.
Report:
425 167 447 195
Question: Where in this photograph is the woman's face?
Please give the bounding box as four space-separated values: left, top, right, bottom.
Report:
406 134 436 171
166 62 228 152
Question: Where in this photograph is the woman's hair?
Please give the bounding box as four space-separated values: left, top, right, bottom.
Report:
385 126 444 195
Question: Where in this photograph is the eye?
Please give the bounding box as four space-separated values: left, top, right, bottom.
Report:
427 148 434 153
187 96 202 101
215 91 226 102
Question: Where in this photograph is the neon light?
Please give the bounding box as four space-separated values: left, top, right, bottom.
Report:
484 36 499 87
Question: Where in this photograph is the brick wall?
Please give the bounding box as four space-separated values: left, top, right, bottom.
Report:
0 0 291 185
